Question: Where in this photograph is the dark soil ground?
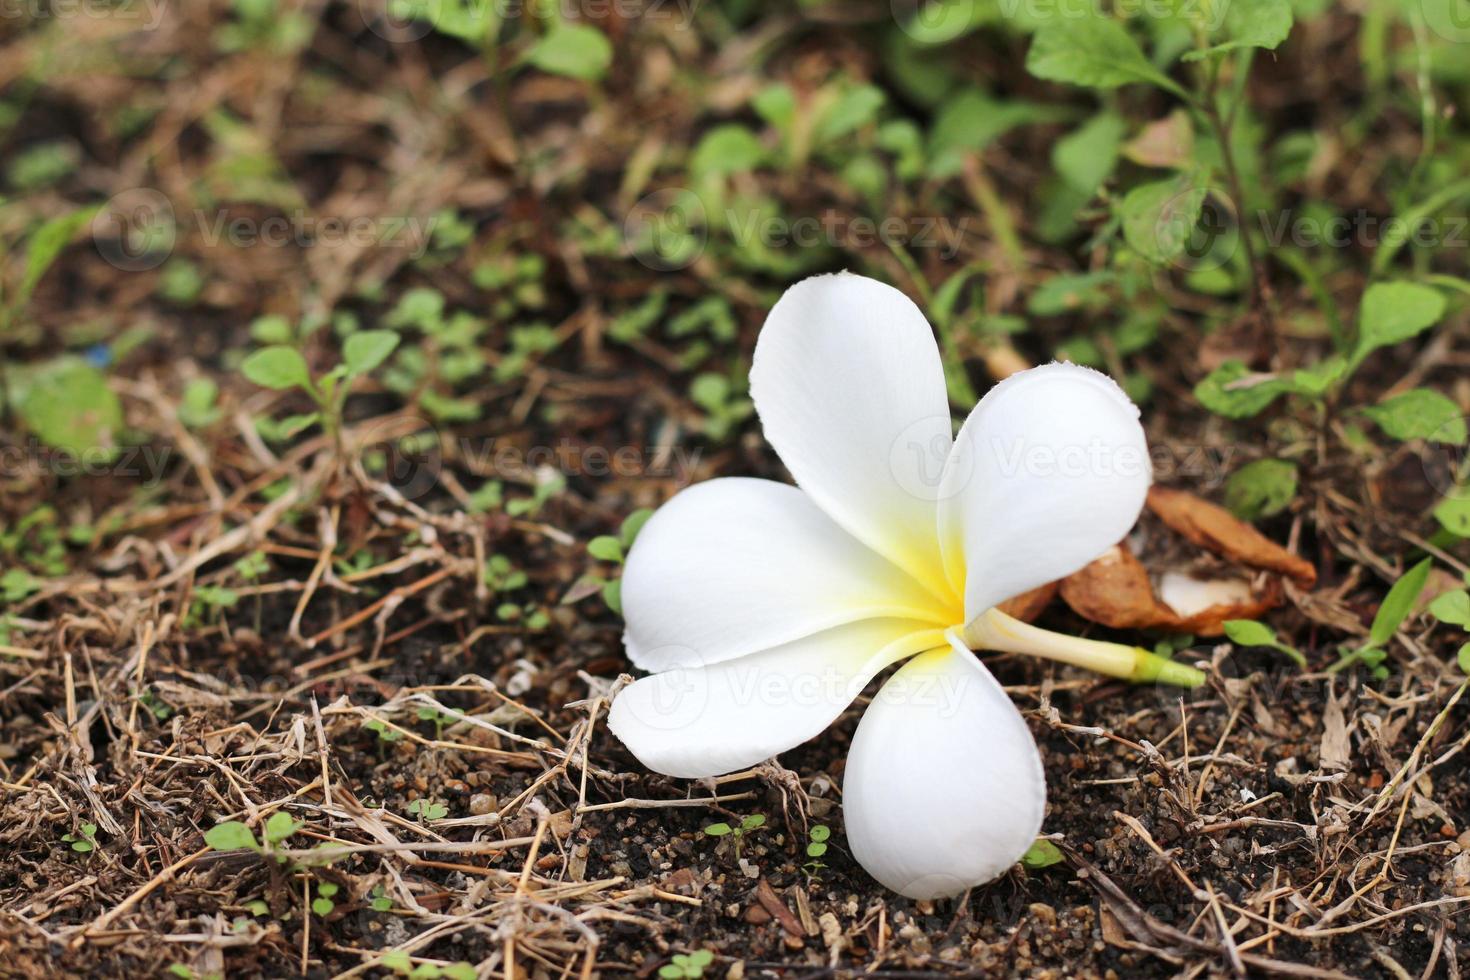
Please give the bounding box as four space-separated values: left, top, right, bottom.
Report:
3 2 1470 978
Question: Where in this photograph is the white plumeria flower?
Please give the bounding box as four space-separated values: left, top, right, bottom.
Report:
607 272 1202 900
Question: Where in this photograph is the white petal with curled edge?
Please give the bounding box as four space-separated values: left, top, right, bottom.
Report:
608 619 945 779
750 272 957 602
621 477 949 673
938 362 1151 620
843 637 1046 899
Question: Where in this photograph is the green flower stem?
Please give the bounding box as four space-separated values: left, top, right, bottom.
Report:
963 608 1205 688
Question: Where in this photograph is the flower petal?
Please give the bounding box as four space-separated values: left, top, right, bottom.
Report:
608 619 945 779
843 637 1046 899
939 362 1150 620
750 272 957 602
622 477 950 673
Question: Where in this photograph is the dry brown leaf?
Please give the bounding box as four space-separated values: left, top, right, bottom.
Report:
1146 486 1317 587
1319 687 1352 772
1059 543 1282 636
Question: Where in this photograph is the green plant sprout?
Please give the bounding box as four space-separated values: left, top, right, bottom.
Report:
364 718 405 757
415 705 459 739
241 324 400 451
62 822 97 854
1428 573 1470 674
1021 838 1065 871
377 948 477 980
703 813 765 859
1223 619 1306 668
369 884 394 912
311 881 339 916
803 824 832 878
204 810 302 861
585 508 654 614
1330 558 1433 678
406 798 448 823
659 950 714 980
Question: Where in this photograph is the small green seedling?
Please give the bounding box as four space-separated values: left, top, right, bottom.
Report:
311 881 339 916
369 884 394 912
62 822 98 853
241 327 400 449
1222 620 1305 668
1021 838 1065 870
659 949 714 980
1330 558 1432 678
415 705 458 739
586 508 654 614
364 718 404 757
704 813 765 858
1427 574 1470 674
378 949 477 979
406 798 448 823
204 810 301 861
802 824 831 877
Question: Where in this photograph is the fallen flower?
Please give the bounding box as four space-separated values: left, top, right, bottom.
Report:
607 272 1202 899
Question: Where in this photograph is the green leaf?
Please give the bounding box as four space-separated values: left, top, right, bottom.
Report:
1224 460 1298 521
19 205 101 310
1429 590 1470 627
1183 0 1293 60
1355 282 1446 358
1459 642 1470 674
1120 173 1208 264
204 821 259 852
343 330 400 377
1194 361 1289 419
242 346 311 391
817 84 885 143
926 89 1065 179
525 24 612 82
1021 839 1065 869
741 814 766 830
688 950 714 968
1436 496 1470 538
13 356 124 458
311 897 334 916
587 536 623 562
1224 619 1306 667
1027 18 1186 97
263 811 300 844
379 950 413 973
250 315 295 344
1223 619 1278 648
1368 558 1433 649
703 822 732 837
442 965 477 980
601 578 622 615
1052 113 1125 195
690 125 764 180
658 966 685 980
809 824 831 842
1363 388 1466 444
806 841 828 858
620 508 654 547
